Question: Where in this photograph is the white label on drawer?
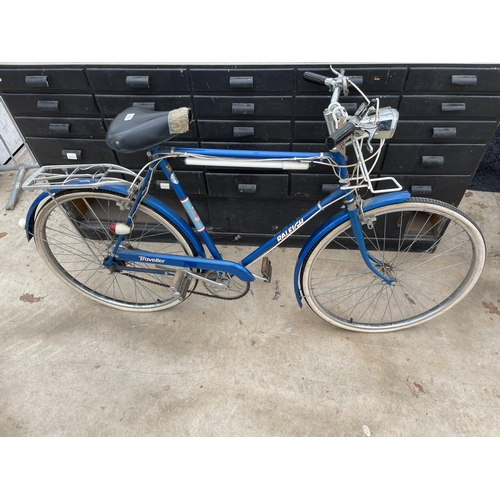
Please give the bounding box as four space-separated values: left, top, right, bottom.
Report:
66 153 78 160
124 113 135 121
159 182 170 190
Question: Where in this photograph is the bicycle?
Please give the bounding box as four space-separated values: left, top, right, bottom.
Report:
19 68 487 332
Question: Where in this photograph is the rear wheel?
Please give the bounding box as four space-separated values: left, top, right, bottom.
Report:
33 190 198 311
300 198 486 332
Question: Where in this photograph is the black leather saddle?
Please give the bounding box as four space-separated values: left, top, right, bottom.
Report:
106 106 192 153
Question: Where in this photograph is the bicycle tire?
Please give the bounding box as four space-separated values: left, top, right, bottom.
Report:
300 197 486 332
33 189 199 311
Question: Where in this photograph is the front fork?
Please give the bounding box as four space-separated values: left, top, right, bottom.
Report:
345 195 395 285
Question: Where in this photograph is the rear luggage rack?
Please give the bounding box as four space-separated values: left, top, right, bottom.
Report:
22 163 141 191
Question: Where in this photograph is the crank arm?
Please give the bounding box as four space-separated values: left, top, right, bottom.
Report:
155 265 229 289
184 270 229 289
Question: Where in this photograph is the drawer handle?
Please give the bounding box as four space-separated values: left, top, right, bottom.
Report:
441 103 466 112
126 76 151 88
238 184 257 194
232 103 255 115
451 75 477 86
421 156 444 167
411 185 432 196
37 100 60 111
132 102 156 110
432 127 456 139
49 123 71 133
348 76 364 86
321 184 338 194
233 126 254 138
62 149 82 161
25 75 49 88
230 76 254 89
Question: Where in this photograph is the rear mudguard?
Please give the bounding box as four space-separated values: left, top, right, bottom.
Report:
293 191 411 306
24 185 206 258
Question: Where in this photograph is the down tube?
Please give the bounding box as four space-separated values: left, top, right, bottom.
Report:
241 187 348 267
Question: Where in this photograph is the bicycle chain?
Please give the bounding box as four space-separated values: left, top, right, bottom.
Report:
119 271 248 301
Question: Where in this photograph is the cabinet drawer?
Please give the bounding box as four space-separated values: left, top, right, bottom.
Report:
294 120 329 142
381 144 485 175
405 67 500 92
376 174 472 207
208 198 340 236
297 67 408 93
290 173 340 198
150 170 207 196
1 93 99 116
399 95 500 119
295 95 400 118
27 137 116 165
194 96 293 118
198 120 291 141
95 95 192 117
190 68 295 93
393 120 498 143
206 172 288 198
0 68 90 91
15 117 106 138
86 68 191 92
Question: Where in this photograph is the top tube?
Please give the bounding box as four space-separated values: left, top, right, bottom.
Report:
153 146 345 164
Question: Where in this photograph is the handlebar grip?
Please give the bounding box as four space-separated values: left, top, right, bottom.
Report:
325 121 357 150
303 71 329 85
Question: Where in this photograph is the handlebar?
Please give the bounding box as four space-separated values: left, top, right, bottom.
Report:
303 69 399 152
325 121 357 150
303 71 330 86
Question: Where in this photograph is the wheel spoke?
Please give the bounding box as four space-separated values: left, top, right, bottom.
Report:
34 190 197 311
301 199 485 332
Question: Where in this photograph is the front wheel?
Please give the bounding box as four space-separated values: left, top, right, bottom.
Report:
300 198 486 332
33 189 199 311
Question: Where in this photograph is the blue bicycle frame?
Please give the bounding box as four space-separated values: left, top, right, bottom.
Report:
105 146 411 292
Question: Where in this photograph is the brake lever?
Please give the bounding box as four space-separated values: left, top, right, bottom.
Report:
366 129 376 154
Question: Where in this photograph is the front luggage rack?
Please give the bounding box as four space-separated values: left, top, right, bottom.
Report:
22 163 141 191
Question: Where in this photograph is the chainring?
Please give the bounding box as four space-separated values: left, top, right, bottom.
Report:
203 271 250 300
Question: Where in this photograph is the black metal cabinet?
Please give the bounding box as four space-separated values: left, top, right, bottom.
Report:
1 63 499 245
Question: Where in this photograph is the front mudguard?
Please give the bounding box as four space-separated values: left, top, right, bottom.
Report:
23 185 206 258
293 191 411 306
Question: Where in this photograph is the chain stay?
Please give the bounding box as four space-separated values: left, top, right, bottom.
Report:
119 270 249 301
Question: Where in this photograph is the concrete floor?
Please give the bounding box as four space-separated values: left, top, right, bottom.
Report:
1 154 500 437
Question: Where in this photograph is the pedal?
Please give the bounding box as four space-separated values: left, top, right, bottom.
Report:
261 257 273 283
169 269 191 300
